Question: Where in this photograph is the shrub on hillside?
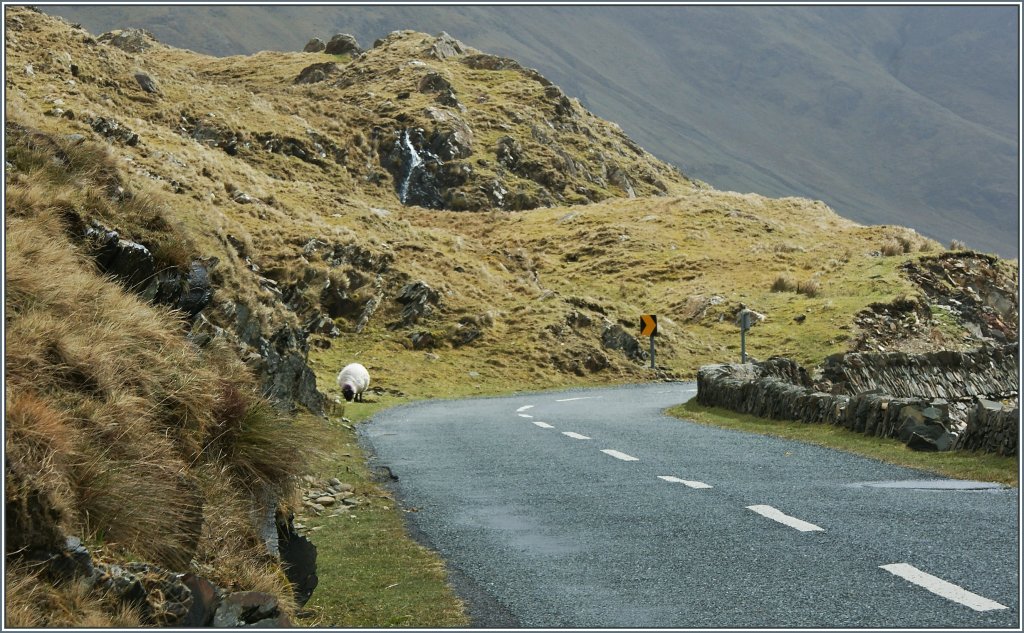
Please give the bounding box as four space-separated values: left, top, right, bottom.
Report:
770 274 797 293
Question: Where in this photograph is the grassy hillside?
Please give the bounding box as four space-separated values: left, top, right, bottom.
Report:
46 4 1020 256
3 7 1014 626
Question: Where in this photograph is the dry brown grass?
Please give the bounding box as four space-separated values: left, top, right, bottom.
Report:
4 122 313 624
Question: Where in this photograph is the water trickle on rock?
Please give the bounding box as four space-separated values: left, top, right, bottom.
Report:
398 129 424 204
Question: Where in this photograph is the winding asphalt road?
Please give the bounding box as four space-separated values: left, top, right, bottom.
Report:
360 383 1020 628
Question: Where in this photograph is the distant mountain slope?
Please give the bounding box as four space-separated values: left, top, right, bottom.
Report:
46 4 1020 256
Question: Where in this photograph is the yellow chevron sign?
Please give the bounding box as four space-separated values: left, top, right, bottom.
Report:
640 314 657 337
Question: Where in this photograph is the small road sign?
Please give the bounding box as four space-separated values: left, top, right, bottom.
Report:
640 314 657 337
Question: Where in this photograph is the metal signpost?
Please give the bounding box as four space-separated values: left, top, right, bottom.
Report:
740 311 750 363
640 314 657 369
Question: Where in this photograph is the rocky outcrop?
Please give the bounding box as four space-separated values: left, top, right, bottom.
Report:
97 28 156 53
601 320 647 363
82 222 214 318
392 280 440 328
33 539 293 627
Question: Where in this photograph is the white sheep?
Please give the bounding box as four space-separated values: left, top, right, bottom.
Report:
337 363 371 402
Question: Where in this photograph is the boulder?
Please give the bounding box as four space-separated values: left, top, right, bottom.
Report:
324 33 361 56
302 37 326 53
429 32 467 60
133 72 159 94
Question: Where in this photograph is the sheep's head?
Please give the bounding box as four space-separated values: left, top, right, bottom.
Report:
342 384 355 401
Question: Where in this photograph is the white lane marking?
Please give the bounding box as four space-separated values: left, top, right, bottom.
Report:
517 413 534 418
880 563 1008 612
562 432 591 440
746 505 824 532
532 421 554 429
555 396 603 402
516 405 534 412
658 475 713 489
601 449 639 462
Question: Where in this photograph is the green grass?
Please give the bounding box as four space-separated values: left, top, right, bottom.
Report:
298 403 469 627
668 400 1018 487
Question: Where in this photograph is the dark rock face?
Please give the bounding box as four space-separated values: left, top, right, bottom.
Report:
134 72 159 94
181 573 220 627
601 321 646 363
393 281 440 328
82 223 214 318
324 33 362 56
277 511 318 607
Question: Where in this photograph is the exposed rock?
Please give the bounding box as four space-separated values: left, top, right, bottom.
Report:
418 71 453 94
89 116 139 146
97 28 156 53
181 574 220 627
133 72 159 94
324 33 361 56
601 320 646 363
393 280 440 327
213 591 289 628
81 223 214 318
429 32 468 60
496 136 523 169
294 62 339 85
409 331 437 349
276 509 318 607
179 113 244 155
302 37 326 53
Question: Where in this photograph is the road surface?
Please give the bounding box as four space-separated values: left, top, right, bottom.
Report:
360 383 1019 628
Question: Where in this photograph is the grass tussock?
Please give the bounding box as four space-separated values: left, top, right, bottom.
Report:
5 123 315 624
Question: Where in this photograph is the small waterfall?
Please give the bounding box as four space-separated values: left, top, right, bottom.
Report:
398 130 424 204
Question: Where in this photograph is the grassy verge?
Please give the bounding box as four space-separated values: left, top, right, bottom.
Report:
668 400 1018 487
297 398 470 627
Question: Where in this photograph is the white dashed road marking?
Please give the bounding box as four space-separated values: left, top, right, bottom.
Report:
601 449 639 462
746 505 824 532
880 563 1008 612
562 432 591 440
556 396 603 402
517 414 534 418
658 475 713 489
516 405 534 412
532 421 554 429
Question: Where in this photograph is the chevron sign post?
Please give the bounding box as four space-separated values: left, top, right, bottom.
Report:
640 315 657 369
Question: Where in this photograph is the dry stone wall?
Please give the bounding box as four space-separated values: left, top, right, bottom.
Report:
696 344 1018 456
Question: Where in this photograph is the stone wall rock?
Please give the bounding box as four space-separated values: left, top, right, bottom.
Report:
960 399 1019 457
822 344 1018 399
697 344 1018 456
